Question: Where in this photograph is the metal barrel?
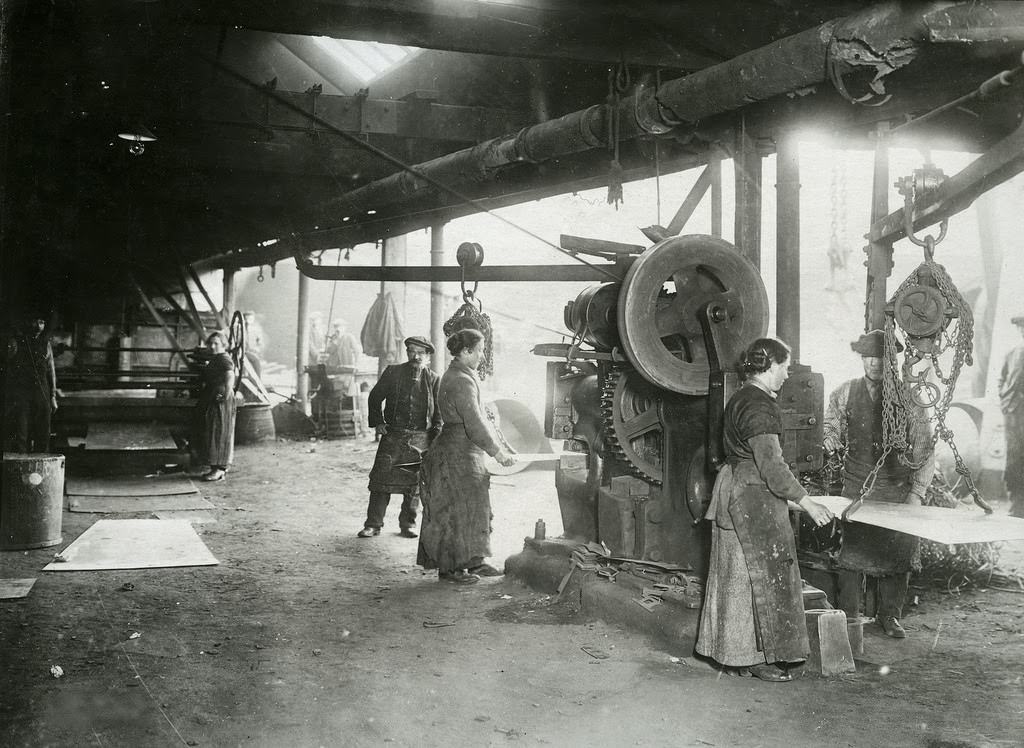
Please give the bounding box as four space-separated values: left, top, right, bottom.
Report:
1 453 65 550
234 403 276 445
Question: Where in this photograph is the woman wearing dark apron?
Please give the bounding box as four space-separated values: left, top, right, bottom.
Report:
696 337 833 681
195 331 237 482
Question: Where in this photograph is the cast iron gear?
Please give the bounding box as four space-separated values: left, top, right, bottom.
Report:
602 368 666 484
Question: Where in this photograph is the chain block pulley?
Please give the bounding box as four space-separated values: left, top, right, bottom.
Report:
445 241 494 379
863 171 992 512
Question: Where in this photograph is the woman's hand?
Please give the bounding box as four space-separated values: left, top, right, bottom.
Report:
495 449 517 467
798 496 834 527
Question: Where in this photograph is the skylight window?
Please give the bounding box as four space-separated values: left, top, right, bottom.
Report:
312 38 420 85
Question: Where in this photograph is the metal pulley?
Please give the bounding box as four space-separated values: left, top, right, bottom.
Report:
455 241 484 303
446 240 494 379
616 235 769 395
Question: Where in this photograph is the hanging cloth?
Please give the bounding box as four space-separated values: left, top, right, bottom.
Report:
360 292 406 368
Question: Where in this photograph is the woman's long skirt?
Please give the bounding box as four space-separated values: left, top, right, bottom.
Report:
416 426 492 572
199 397 236 467
696 464 808 666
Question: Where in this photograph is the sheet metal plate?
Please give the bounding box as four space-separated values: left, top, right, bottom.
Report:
815 496 1024 545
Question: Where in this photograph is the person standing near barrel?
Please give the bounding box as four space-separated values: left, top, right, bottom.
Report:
194 331 237 482
4 310 58 453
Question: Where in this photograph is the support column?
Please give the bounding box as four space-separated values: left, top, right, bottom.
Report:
710 153 723 239
734 126 763 267
221 268 237 321
775 131 801 361
296 271 311 414
380 235 408 374
430 221 447 375
865 123 892 332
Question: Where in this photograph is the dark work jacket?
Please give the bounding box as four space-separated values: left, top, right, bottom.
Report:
367 362 441 433
838 378 919 575
842 378 913 492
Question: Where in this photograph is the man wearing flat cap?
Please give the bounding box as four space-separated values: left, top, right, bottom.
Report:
998 315 1024 518
358 336 441 538
820 329 935 639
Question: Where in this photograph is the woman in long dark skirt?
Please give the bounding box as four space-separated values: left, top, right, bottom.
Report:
696 337 833 681
195 331 237 482
417 329 516 584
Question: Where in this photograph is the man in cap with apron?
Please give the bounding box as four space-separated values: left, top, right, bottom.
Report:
821 330 935 639
358 336 441 538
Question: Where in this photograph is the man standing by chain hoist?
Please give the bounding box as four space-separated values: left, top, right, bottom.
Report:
998 315 1024 519
822 329 935 639
4 311 59 452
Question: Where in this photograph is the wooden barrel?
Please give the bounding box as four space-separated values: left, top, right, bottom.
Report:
1 453 65 550
235 403 276 444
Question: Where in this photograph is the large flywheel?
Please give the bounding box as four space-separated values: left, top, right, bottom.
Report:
602 369 666 484
617 235 769 395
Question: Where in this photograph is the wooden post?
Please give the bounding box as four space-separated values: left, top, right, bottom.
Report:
710 152 723 239
865 123 892 332
222 268 237 322
775 130 801 361
380 235 408 374
296 271 310 414
734 126 763 267
430 221 447 375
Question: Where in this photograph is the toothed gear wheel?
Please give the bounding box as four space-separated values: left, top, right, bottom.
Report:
602 368 665 484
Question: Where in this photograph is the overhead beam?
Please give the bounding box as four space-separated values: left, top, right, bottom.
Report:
195 147 710 270
315 4 943 223
184 85 531 144
185 1 721 69
868 115 1024 246
296 262 624 283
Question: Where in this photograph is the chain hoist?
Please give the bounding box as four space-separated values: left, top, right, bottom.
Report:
443 241 495 380
860 164 992 513
826 159 850 289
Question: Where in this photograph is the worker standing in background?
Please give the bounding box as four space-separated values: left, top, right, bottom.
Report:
998 315 1024 519
358 336 441 539
822 330 935 639
326 319 361 370
4 310 58 453
307 313 326 367
242 310 266 379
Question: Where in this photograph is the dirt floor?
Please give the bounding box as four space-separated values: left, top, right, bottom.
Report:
2 436 1024 748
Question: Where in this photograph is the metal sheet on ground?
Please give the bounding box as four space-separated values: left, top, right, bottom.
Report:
84 421 177 451
43 519 219 571
66 475 198 497
68 494 214 513
0 578 36 599
814 496 1024 545
153 510 218 524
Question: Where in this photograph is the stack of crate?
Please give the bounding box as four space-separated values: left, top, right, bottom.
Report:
322 394 363 438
